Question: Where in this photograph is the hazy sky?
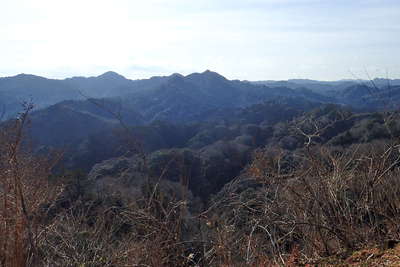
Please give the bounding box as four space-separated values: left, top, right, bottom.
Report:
1 0 399 80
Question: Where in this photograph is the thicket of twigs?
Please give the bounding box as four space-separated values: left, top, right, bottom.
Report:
0 103 63 266
209 141 400 265
0 105 200 266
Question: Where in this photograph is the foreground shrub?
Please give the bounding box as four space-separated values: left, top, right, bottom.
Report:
208 141 400 265
0 104 62 267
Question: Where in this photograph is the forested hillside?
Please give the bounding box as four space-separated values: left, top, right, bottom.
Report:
2 71 400 266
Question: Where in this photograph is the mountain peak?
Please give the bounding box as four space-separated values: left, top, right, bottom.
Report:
98 71 126 80
170 73 184 79
10 73 49 81
15 73 42 78
166 73 185 85
186 70 227 82
202 70 225 78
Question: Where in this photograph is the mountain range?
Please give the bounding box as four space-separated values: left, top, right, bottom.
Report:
3 69 400 202
2 70 399 121
1 70 400 152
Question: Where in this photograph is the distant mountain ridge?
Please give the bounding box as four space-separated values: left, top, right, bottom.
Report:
254 78 400 93
2 70 400 130
0 71 170 120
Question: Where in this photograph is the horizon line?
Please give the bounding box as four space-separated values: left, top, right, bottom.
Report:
1 70 399 83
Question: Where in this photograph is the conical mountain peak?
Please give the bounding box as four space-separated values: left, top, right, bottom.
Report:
98 71 126 80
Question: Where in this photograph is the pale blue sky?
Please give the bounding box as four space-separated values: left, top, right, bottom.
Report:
1 0 399 80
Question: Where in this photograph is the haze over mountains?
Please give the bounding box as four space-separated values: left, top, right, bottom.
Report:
0 71 167 120
1 70 400 122
1 70 399 155
1 69 399 174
